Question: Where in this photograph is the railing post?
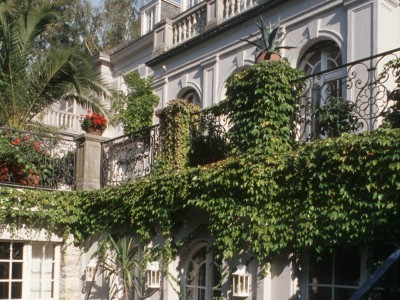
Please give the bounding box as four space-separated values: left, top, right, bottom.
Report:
74 133 109 191
153 19 173 57
206 0 224 30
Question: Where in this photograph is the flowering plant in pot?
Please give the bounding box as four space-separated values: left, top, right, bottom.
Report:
242 16 295 63
81 111 108 135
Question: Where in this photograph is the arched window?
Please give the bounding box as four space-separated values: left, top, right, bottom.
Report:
181 89 202 107
298 41 345 140
185 244 222 300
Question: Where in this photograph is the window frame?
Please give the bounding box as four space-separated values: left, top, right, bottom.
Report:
183 243 222 300
303 247 368 300
297 41 347 140
0 241 60 300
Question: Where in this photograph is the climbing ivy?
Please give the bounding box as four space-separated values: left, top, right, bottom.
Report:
112 71 159 135
0 61 399 269
0 128 399 263
226 60 304 155
156 99 200 172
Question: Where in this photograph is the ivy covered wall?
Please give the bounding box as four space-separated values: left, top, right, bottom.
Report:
0 61 399 266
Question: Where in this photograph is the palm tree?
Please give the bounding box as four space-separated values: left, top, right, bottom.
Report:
0 0 111 129
98 234 143 300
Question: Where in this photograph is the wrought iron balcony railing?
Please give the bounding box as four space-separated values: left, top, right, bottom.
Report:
293 47 400 141
190 101 231 165
100 125 160 187
0 128 77 190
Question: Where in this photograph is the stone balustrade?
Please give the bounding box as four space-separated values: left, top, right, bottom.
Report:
173 5 207 45
223 0 258 19
153 0 263 56
44 110 84 132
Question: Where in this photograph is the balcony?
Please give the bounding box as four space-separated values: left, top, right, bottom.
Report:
102 48 400 187
153 0 263 55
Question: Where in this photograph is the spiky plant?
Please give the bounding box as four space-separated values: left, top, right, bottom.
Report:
241 16 295 62
98 235 143 300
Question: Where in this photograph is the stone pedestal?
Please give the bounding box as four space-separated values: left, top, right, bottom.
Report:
74 133 109 191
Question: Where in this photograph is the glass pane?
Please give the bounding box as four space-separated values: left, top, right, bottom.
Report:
187 246 207 287
335 248 360 286
335 287 357 300
0 243 10 259
194 263 206 286
11 282 22 299
0 262 9 279
0 282 9 299
187 287 206 300
11 263 23 279
309 250 333 284
309 286 332 300
11 244 23 260
44 244 54 260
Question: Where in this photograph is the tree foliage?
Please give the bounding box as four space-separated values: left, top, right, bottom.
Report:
112 71 159 135
8 0 144 55
0 0 110 129
101 0 143 50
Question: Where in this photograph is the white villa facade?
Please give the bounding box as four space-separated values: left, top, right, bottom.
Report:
1 0 399 300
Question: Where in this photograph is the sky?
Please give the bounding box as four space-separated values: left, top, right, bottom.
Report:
89 0 102 7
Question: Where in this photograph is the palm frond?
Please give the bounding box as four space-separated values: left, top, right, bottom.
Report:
0 0 114 129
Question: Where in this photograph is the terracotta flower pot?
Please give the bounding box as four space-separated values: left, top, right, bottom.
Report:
85 127 104 136
256 51 282 64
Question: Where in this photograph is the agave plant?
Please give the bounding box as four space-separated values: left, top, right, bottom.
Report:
242 16 295 62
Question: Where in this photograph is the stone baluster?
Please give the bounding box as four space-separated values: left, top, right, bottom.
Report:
173 26 178 44
176 23 182 44
224 0 229 19
236 0 241 14
187 15 193 38
230 0 235 18
182 19 187 42
197 10 206 33
192 13 198 34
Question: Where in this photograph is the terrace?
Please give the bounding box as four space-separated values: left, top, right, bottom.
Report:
0 48 399 190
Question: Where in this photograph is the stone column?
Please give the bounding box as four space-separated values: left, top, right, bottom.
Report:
74 133 109 191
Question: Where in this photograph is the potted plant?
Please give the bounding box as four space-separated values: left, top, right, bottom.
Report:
242 16 295 63
81 111 108 135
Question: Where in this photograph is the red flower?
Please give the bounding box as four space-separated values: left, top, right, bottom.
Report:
11 138 21 145
81 111 108 131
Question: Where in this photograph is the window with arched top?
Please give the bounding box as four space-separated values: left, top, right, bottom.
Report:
181 89 202 107
185 244 222 300
298 41 346 140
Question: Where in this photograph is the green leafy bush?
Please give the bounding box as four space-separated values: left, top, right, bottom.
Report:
380 58 400 128
0 130 53 185
316 97 363 137
225 60 304 155
112 71 159 135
